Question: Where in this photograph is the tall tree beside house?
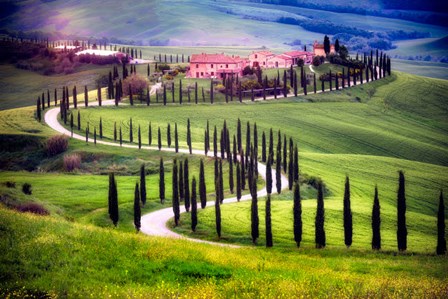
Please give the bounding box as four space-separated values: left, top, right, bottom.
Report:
344 176 353 248
288 141 294 190
191 177 198 232
163 84 167 106
167 123 171 148
253 123 258 161
293 181 302 247
134 183 141 232
159 158 165 204
147 63 150 76
184 158 190 212
266 194 273 247
187 118 192 154
146 88 150 106
397 171 407 251
174 123 179 153
314 73 317 94
335 39 340 53
240 149 246 190
108 173 119 227
138 125 142 149
437 190 446 255
129 118 133 143
140 164 147 206
199 159 207 209
195 82 198 104
84 85 88 107
283 70 287 97
158 127 162 150
324 35 330 55
315 182 326 248
262 131 266 162
172 159 180 226
246 121 251 161
251 175 259 244
206 120 210 151
372 185 381 250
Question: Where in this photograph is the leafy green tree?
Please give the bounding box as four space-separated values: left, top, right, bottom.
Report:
372 185 381 250
266 194 273 247
344 176 353 248
199 159 207 209
293 181 302 247
159 158 165 204
134 183 141 232
191 177 198 232
315 182 325 248
140 164 146 206
397 171 407 251
437 190 446 255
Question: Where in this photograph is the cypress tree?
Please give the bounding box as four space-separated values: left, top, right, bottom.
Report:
343 176 353 248
215 175 221 238
73 86 78 108
315 182 325 248
147 88 150 106
240 149 246 190
167 123 171 148
294 145 299 182
163 84 167 105
129 85 133 105
119 126 122 146
236 162 242 201
129 118 133 143
108 173 119 227
282 135 287 173
195 82 198 104
206 120 210 151
372 185 381 250
113 122 117 141
268 128 274 163
158 127 161 150
397 171 407 251
251 175 259 244
98 84 102 106
99 117 103 139
159 158 165 204
134 183 141 232
94 127 97 145
237 118 242 153
184 158 190 212
199 159 207 209
229 157 234 194
191 177 198 232
86 123 89 143
266 158 272 194
140 164 146 206
219 158 224 204
204 130 208 155
436 190 446 255
210 79 214 104
174 123 179 153
179 80 183 104
314 73 317 94
283 69 287 97
187 118 192 154
262 131 266 162
275 146 281 194
246 121 251 160
84 85 88 107
213 125 217 158
266 194 273 247
148 122 152 145
233 135 237 163
36 97 41 122
138 125 142 149
293 181 302 247
171 82 175 103
54 88 58 106
288 141 294 190
179 161 184 202
172 159 180 226
70 113 74 136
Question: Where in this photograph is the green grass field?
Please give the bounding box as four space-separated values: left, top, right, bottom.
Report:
0 69 447 297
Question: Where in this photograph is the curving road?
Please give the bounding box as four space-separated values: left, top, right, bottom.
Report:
44 99 289 247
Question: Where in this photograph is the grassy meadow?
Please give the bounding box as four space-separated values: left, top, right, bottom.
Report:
0 64 447 297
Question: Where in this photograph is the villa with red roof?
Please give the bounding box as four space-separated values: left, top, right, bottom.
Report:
188 53 248 79
248 51 275 68
313 41 335 56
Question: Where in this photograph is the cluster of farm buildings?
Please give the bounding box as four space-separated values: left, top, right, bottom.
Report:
188 41 335 79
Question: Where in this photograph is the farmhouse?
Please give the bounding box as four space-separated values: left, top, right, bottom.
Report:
283 50 314 65
267 54 292 68
188 53 248 79
249 51 275 68
313 41 335 56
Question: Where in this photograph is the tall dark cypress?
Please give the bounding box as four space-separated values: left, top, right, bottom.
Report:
167 123 171 148
343 176 353 248
229 157 234 194
179 161 184 202
159 158 165 204
436 190 446 255
215 175 221 238
184 158 190 212
372 185 381 250
148 122 152 145
179 79 183 104
293 181 302 247
397 171 407 251
119 126 122 146
237 118 242 153
199 159 207 209
219 158 224 204
236 162 242 201
266 194 273 247
210 79 214 104
172 159 180 226
246 121 251 158
187 118 192 154
261 131 266 162
213 125 218 158
140 164 146 206
158 127 162 150
129 118 133 143
283 135 287 172
134 183 141 232
251 175 259 244
84 85 88 107
129 85 133 105
233 135 238 163
174 123 179 153
99 117 103 139
191 177 198 232
266 158 273 195
138 125 142 149
206 120 210 151
73 86 77 108
315 182 326 248
36 98 41 122
293 145 299 182
240 149 246 190
288 141 294 190
268 128 274 163
108 173 119 227
275 147 282 194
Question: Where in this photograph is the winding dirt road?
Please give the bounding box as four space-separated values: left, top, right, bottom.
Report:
44 99 289 247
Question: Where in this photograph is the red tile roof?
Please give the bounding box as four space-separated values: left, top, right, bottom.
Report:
190 53 240 64
283 50 313 57
252 50 274 56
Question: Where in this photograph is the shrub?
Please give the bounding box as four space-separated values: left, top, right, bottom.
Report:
122 74 149 97
6 181 16 188
157 63 170 72
313 56 322 67
63 153 81 172
45 135 68 156
16 202 49 215
22 183 32 195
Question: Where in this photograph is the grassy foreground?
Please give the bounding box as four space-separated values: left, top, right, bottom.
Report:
1 207 447 298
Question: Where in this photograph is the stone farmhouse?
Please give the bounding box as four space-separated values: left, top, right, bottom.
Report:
187 42 334 78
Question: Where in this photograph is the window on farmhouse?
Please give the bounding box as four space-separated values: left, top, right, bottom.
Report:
226 64 228 68
255 54 258 58
211 64 214 68
196 64 199 68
